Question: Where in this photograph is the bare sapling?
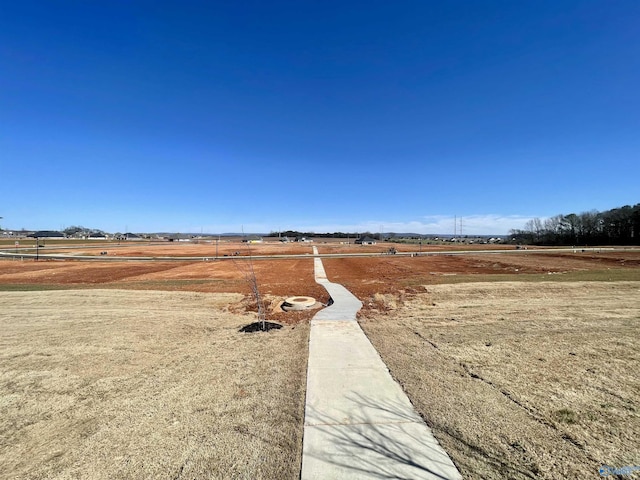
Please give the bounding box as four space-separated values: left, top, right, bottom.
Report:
234 238 267 331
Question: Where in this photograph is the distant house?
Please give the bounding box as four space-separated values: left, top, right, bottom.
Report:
168 233 192 242
88 233 108 240
27 230 65 239
296 236 314 243
124 232 142 240
242 236 263 244
279 236 290 243
355 236 377 245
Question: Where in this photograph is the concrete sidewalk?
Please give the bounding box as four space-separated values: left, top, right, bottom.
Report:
301 247 461 479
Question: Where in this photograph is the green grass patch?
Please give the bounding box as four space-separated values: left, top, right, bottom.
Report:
553 408 578 424
0 284 83 292
405 268 640 287
0 279 238 293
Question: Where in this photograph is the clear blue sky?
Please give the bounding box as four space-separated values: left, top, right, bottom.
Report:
2 1 638 234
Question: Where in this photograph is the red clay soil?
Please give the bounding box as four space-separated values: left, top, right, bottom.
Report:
322 250 640 300
2 246 638 322
0 257 326 324
43 241 318 258
0 258 323 293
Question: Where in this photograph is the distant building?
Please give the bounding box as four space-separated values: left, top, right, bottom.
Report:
168 233 192 242
242 236 263 244
88 233 108 240
27 230 65 239
355 236 377 245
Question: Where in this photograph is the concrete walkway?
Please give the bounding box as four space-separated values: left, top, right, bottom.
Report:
301 247 461 479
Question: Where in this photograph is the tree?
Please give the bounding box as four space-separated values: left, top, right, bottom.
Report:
63 226 85 237
511 203 640 246
234 237 267 331
524 218 543 243
578 210 600 243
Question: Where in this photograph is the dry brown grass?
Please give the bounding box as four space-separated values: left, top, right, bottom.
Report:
0 290 309 480
2 251 639 479
360 281 640 479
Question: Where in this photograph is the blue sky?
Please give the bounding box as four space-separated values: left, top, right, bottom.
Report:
1 1 638 234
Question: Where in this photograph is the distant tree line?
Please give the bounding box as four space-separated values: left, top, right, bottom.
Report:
510 204 640 245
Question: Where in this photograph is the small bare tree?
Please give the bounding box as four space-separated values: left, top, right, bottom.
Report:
234 237 267 331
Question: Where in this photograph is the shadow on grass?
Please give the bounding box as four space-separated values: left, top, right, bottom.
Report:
239 321 283 333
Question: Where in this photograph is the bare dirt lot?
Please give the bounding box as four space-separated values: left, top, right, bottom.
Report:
3 244 639 303
0 257 328 324
0 290 309 480
1 243 639 479
323 249 640 303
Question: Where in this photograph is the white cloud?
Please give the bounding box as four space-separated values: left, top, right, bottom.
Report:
287 214 537 236
193 214 538 235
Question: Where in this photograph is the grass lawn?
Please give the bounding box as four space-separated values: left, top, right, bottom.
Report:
2 251 638 479
0 290 309 480
360 281 640 479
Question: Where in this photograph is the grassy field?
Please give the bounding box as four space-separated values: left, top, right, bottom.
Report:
360 281 640 479
1 248 638 479
0 290 309 480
